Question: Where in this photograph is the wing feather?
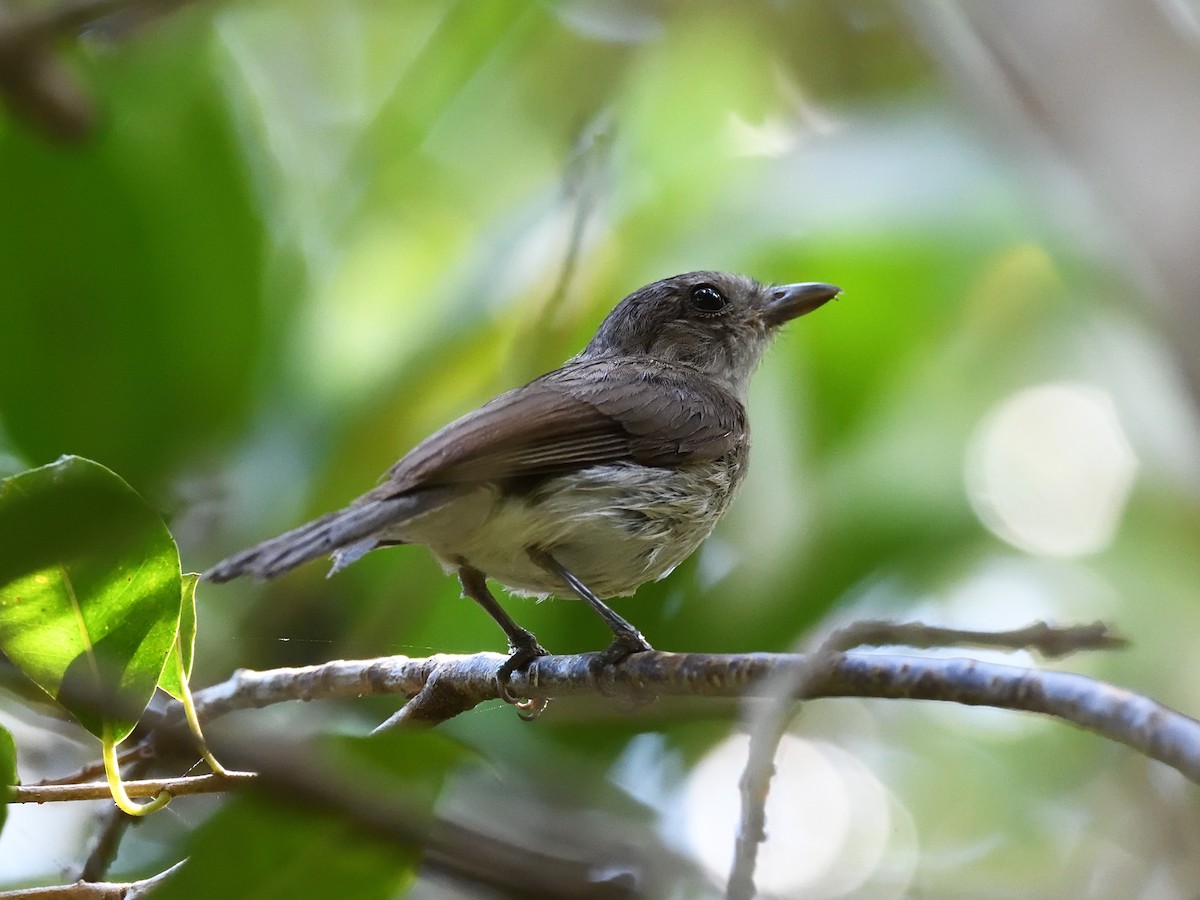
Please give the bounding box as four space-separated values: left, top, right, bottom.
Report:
374 358 746 497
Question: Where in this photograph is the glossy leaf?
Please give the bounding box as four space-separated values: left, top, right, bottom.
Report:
159 573 199 701
0 723 16 835
0 457 181 742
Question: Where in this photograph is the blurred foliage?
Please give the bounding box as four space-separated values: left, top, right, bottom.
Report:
3 0 1200 897
152 794 417 900
151 731 471 899
0 33 265 485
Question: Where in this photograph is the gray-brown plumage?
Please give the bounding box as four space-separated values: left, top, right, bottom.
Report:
205 272 839 681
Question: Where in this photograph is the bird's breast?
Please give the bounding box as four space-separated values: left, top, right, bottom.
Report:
395 454 748 598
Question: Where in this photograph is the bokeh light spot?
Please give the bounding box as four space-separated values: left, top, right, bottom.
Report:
682 733 899 897
966 383 1138 557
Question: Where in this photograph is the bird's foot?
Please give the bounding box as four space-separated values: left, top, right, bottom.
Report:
595 627 653 668
583 628 652 710
496 636 551 719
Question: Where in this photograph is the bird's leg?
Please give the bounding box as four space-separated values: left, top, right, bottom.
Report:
457 566 549 705
527 548 653 664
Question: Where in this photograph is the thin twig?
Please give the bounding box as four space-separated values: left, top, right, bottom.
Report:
515 110 614 373
725 618 1126 898
728 639 845 900
546 112 613 313
36 743 154 787
8 770 258 804
0 883 126 899
0 862 185 900
819 618 1126 657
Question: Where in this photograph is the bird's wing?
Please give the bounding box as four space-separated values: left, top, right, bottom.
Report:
377 358 746 495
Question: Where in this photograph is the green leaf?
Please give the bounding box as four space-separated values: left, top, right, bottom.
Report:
150 795 417 900
159 573 199 701
0 456 181 742
1 723 16 836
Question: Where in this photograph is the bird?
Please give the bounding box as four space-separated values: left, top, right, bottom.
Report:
205 271 840 694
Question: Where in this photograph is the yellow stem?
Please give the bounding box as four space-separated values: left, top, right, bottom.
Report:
102 729 171 816
176 645 229 776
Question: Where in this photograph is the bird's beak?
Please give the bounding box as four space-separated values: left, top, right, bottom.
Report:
762 282 841 327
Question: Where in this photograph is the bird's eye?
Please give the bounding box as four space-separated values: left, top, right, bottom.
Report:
690 284 729 316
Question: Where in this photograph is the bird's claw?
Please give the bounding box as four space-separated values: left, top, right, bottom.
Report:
514 696 550 720
595 629 653 667
495 640 551 718
587 631 655 702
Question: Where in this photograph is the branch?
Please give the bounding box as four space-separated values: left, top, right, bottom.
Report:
109 640 1199 784
0 862 181 900
12 626 1198 900
26 637 1194 807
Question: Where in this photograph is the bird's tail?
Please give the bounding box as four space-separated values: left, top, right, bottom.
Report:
203 492 434 583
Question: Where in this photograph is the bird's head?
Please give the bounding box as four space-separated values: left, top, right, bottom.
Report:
577 271 841 399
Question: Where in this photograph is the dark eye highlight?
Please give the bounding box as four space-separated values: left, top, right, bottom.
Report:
690 284 728 316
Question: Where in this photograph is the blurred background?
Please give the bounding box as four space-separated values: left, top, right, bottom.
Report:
3 0 1200 896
